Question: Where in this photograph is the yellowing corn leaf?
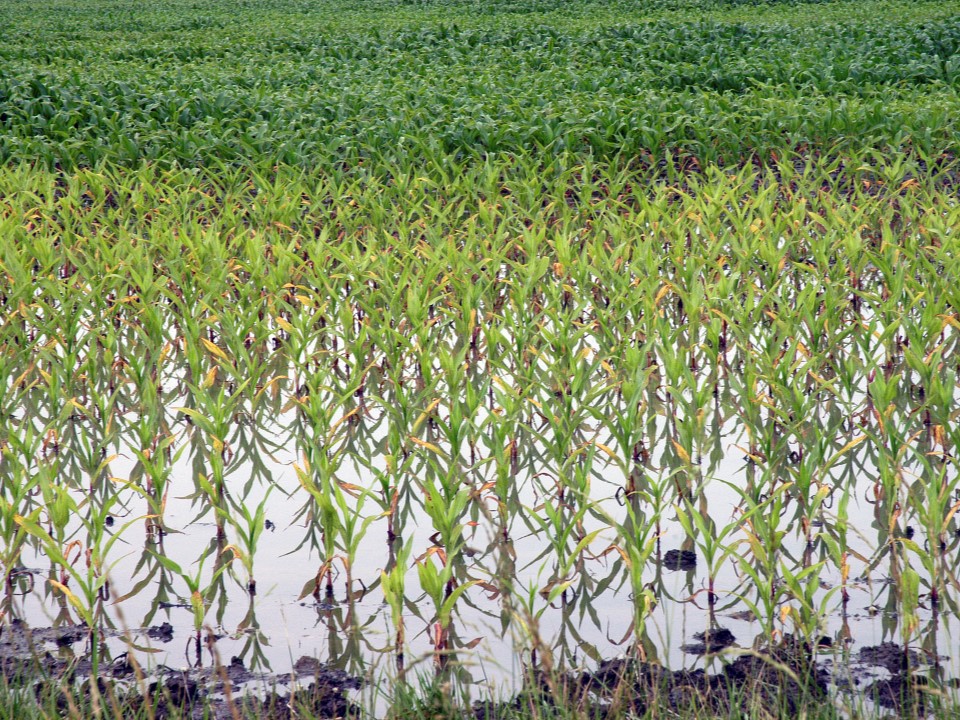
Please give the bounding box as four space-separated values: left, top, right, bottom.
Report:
412 398 442 433
201 338 228 361
654 284 672 306
203 366 218 388
48 580 92 624
942 500 960 535
328 408 359 437
592 442 618 462
409 436 446 456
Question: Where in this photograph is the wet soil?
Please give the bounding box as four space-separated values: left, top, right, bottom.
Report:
680 627 736 655
0 619 96 677
1 619 362 720
857 642 920 674
476 636 828 720
131 660 360 720
4 619 956 718
476 635 956 719
846 642 944 713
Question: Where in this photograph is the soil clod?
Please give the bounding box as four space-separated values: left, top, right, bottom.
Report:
662 549 697 571
681 627 736 654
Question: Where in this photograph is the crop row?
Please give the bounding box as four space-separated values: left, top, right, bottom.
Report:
1 0 959 168
2 160 959 665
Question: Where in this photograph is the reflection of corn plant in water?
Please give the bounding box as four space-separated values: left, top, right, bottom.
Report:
0 462 38 597
899 456 960 607
416 549 477 664
381 538 414 668
675 490 749 609
607 501 658 660
149 547 231 666
16 498 141 688
130 425 181 536
296 457 344 600
223 487 272 594
233 594 271 671
730 483 793 641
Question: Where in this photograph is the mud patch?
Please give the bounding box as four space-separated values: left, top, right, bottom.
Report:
680 627 736 655
146 622 175 643
858 642 920 674
1 619 362 720
478 636 829 719
661 549 696 572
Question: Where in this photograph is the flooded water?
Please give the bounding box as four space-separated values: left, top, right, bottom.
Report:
5 380 959 709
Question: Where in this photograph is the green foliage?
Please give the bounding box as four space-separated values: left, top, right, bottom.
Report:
1 0 959 168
